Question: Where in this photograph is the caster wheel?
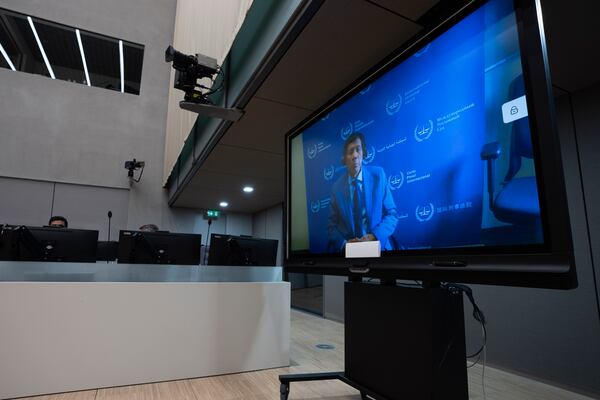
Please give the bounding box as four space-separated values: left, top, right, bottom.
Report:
280 383 290 400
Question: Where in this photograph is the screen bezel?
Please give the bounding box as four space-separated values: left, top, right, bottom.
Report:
283 0 576 289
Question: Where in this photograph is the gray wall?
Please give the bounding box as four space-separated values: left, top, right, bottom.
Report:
253 203 284 265
0 0 254 237
0 176 129 241
0 0 177 231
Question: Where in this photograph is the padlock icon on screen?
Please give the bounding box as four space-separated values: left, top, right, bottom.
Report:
510 105 518 115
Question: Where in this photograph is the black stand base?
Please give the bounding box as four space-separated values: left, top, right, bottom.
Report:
279 281 468 400
279 371 375 400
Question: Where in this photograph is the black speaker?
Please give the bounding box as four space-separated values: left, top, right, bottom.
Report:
344 282 468 399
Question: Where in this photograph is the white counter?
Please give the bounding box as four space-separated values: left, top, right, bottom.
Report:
0 263 289 399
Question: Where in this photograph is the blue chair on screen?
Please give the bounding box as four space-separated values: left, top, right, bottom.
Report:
480 75 540 226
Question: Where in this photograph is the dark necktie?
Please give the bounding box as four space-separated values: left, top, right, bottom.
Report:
353 179 363 238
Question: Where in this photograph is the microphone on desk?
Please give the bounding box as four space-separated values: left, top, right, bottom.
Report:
107 211 113 242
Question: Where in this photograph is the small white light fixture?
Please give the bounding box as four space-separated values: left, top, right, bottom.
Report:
28 16 55 79
0 42 16 71
242 186 254 193
219 201 229 207
119 39 124 93
75 29 91 86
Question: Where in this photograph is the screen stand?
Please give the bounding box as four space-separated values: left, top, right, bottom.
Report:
279 280 468 400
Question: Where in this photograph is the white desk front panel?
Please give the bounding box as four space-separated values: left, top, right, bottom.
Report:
0 281 290 399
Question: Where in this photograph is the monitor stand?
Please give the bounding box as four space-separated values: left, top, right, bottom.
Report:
279 279 469 400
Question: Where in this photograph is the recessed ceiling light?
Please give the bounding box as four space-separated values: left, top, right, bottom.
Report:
243 186 254 193
219 201 228 207
75 29 91 86
28 16 55 79
0 42 16 71
119 40 124 93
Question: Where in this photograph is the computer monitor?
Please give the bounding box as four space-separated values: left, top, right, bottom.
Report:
0 225 98 262
207 234 278 266
285 0 576 288
117 230 202 265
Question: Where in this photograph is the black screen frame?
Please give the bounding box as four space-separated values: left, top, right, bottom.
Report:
0 225 99 263
283 0 576 289
117 230 202 265
207 234 279 266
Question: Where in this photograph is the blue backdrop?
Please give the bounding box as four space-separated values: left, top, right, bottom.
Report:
301 6 488 253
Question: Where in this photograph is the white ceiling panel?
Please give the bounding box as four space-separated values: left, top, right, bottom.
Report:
200 144 284 180
255 0 421 110
220 96 313 155
175 169 283 213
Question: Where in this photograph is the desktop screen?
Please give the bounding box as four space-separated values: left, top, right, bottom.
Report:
290 0 543 256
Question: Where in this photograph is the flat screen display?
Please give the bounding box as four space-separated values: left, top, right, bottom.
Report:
289 0 545 257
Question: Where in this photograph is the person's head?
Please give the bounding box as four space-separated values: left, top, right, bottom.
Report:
139 224 159 232
48 216 68 228
342 132 367 177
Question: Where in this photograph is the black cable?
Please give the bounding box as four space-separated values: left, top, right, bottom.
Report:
467 323 486 359
201 68 225 97
467 352 481 368
561 87 600 327
442 283 487 359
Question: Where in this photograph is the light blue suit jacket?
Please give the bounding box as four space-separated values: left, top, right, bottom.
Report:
327 166 398 251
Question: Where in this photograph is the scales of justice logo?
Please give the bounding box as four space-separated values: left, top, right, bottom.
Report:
414 43 431 58
340 122 353 140
306 144 318 159
363 146 376 165
385 94 403 115
388 171 405 190
323 165 335 181
414 120 434 142
310 200 321 213
415 203 435 222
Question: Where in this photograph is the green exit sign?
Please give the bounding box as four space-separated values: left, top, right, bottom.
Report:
204 210 220 219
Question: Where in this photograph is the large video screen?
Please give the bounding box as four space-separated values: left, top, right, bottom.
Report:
289 0 545 256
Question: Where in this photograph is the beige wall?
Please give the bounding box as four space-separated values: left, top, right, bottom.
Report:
163 0 253 184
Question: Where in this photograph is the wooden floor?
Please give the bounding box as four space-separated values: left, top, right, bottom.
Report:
19 309 596 400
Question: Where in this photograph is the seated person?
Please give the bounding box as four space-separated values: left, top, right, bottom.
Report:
328 132 398 251
139 223 159 232
48 215 68 228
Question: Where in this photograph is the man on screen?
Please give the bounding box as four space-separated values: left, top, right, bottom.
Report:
328 132 398 252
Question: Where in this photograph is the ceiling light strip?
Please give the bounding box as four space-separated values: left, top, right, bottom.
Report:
0 42 16 71
75 29 91 86
119 40 124 93
27 16 55 79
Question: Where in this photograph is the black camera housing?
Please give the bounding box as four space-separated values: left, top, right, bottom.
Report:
124 159 144 178
165 45 219 103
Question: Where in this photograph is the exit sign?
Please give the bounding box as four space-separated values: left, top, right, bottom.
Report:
204 210 220 220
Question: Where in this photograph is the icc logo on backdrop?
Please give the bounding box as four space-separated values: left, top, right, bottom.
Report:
388 172 404 190
363 146 376 165
414 120 434 142
307 144 318 159
385 94 403 115
414 43 431 58
323 165 335 181
415 203 435 222
340 122 353 140
310 201 321 213
359 84 372 95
